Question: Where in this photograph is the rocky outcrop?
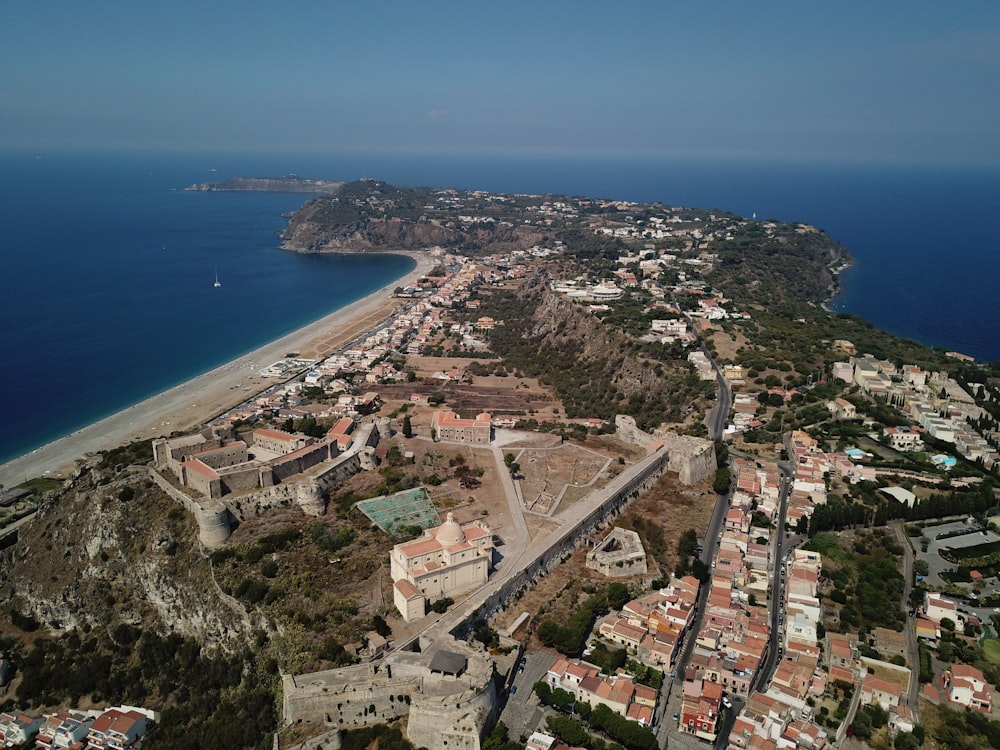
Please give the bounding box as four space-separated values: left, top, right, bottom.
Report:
0 467 252 648
281 210 541 256
185 176 343 193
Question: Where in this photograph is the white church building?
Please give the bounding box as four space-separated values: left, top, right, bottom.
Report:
391 513 494 622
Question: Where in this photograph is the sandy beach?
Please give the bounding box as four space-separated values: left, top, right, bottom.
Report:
0 251 435 488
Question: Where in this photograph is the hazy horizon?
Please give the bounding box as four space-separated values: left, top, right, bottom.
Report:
2 2 997 168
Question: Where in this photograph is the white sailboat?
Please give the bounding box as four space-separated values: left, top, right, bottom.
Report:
214 270 222 288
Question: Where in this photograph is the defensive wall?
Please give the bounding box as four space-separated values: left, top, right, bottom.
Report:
280 443 672 750
282 636 500 750
451 448 671 638
147 470 233 549
150 420 384 547
615 416 717 485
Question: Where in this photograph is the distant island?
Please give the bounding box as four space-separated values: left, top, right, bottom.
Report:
185 174 343 194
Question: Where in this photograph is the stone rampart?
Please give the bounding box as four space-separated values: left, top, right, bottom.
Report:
615 417 716 486
272 442 338 482
408 678 498 750
283 637 497 750
453 449 670 633
219 464 268 494
657 433 717 485
615 415 653 448
147 469 232 548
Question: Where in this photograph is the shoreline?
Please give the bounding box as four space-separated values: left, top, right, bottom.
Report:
821 257 854 314
0 251 435 488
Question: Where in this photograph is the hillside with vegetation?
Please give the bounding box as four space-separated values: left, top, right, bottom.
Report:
472 280 714 431
5 177 995 748
280 180 547 254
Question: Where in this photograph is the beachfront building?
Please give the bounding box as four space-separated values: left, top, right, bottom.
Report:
390 513 494 622
430 411 492 443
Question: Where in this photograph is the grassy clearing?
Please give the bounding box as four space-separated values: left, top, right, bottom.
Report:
981 637 1000 665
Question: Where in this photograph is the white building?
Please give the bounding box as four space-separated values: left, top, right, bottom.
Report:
391 513 493 622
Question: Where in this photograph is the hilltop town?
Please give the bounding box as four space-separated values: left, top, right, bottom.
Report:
1 179 999 750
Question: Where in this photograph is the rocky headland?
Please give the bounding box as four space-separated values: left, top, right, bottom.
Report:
185 175 344 194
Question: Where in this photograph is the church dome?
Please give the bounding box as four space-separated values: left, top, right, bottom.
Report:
436 512 466 546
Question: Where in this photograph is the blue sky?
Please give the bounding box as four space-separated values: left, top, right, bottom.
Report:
2 1 998 164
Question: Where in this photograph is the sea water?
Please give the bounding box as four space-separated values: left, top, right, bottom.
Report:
2 150 997 464
0 152 414 463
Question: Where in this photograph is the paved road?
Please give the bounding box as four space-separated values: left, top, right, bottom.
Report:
756 464 793 690
498 650 557 739
892 522 922 721
708 364 732 441
491 444 531 572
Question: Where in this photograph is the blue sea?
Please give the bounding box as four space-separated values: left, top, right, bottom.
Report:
1 151 998 465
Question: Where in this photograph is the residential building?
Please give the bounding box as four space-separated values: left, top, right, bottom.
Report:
34 712 93 750
860 674 901 712
84 709 148 749
943 665 993 712
546 658 656 727
0 712 43 747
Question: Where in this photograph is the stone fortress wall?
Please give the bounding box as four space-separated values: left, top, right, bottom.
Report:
151 412 709 746
282 636 499 750
614 415 717 485
151 419 386 548
281 446 674 750
456 447 671 633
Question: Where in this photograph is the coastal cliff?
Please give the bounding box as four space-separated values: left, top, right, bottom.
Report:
186 176 343 194
1 463 253 648
279 180 544 254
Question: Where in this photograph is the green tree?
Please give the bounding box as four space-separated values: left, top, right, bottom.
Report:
402 415 413 438
713 468 731 495
852 709 872 740
533 681 552 704
550 687 576 711
606 582 630 611
430 597 453 613
545 716 590 748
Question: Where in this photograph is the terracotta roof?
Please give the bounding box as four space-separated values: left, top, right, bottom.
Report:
254 428 296 441
394 579 422 599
